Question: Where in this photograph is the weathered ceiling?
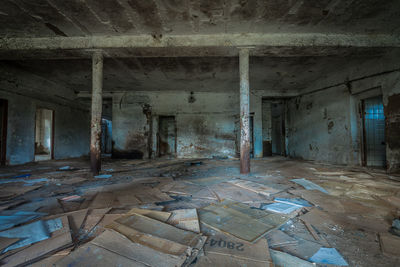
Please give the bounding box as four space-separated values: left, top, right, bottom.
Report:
1 0 399 105
1 53 398 97
1 0 400 38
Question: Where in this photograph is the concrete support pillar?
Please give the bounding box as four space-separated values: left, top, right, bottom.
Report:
239 48 250 174
90 51 103 175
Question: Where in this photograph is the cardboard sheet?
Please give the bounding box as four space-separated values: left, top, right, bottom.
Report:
199 200 289 243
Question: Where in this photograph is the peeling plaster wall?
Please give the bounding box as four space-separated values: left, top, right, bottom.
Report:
286 86 352 165
287 71 400 172
0 91 90 165
112 91 263 159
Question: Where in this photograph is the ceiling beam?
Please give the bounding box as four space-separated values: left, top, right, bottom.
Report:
1 33 400 52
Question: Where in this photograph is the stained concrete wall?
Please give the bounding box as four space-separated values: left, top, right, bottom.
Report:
287 86 352 165
112 91 263 159
351 71 400 173
286 71 400 172
0 91 90 165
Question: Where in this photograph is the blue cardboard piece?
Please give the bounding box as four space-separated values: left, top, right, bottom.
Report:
94 174 112 179
0 211 47 231
0 218 63 253
274 197 312 207
291 178 328 194
261 202 301 214
309 248 348 266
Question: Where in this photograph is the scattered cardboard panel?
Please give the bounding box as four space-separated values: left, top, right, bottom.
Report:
89 214 123 238
228 179 281 196
195 253 272 267
269 249 316 267
167 209 200 233
89 192 117 209
45 209 88 240
56 177 86 185
116 212 205 249
1 216 72 267
80 208 111 237
378 195 400 209
108 212 206 259
160 181 203 196
266 230 298 248
108 221 189 256
267 230 322 260
30 248 72 267
115 193 141 206
199 200 289 243
202 233 272 264
289 189 346 213
192 182 269 203
0 237 19 252
379 233 400 257
129 187 174 204
188 176 232 186
299 208 337 232
127 208 171 222
56 229 186 267
0 185 41 200
0 199 26 211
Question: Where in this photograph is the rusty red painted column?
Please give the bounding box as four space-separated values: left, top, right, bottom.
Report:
90 51 103 175
239 48 250 174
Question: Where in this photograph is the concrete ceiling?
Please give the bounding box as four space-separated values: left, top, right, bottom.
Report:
1 0 400 38
1 0 399 106
1 52 398 98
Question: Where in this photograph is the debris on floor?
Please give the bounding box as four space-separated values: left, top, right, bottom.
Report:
0 157 399 266
291 178 329 194
309 247 348 266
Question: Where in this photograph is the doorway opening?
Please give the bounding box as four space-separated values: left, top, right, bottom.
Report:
34 108 54 161
362 96 386 167
0 99 8 165
271 101 286 156
101 118 112 155
158 116 176 158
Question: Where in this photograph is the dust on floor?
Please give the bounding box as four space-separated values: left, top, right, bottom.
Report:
0 156 399 266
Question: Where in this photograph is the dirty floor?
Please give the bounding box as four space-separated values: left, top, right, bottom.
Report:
0 157 400 266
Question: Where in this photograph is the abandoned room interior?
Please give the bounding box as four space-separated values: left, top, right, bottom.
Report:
0 1 399 266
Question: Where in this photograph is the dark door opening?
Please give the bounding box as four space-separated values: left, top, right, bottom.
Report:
34 108 54 161
101 118 112 154
0 99 8 165
271 102 286 156
158 116 176 158
362 96 386 167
